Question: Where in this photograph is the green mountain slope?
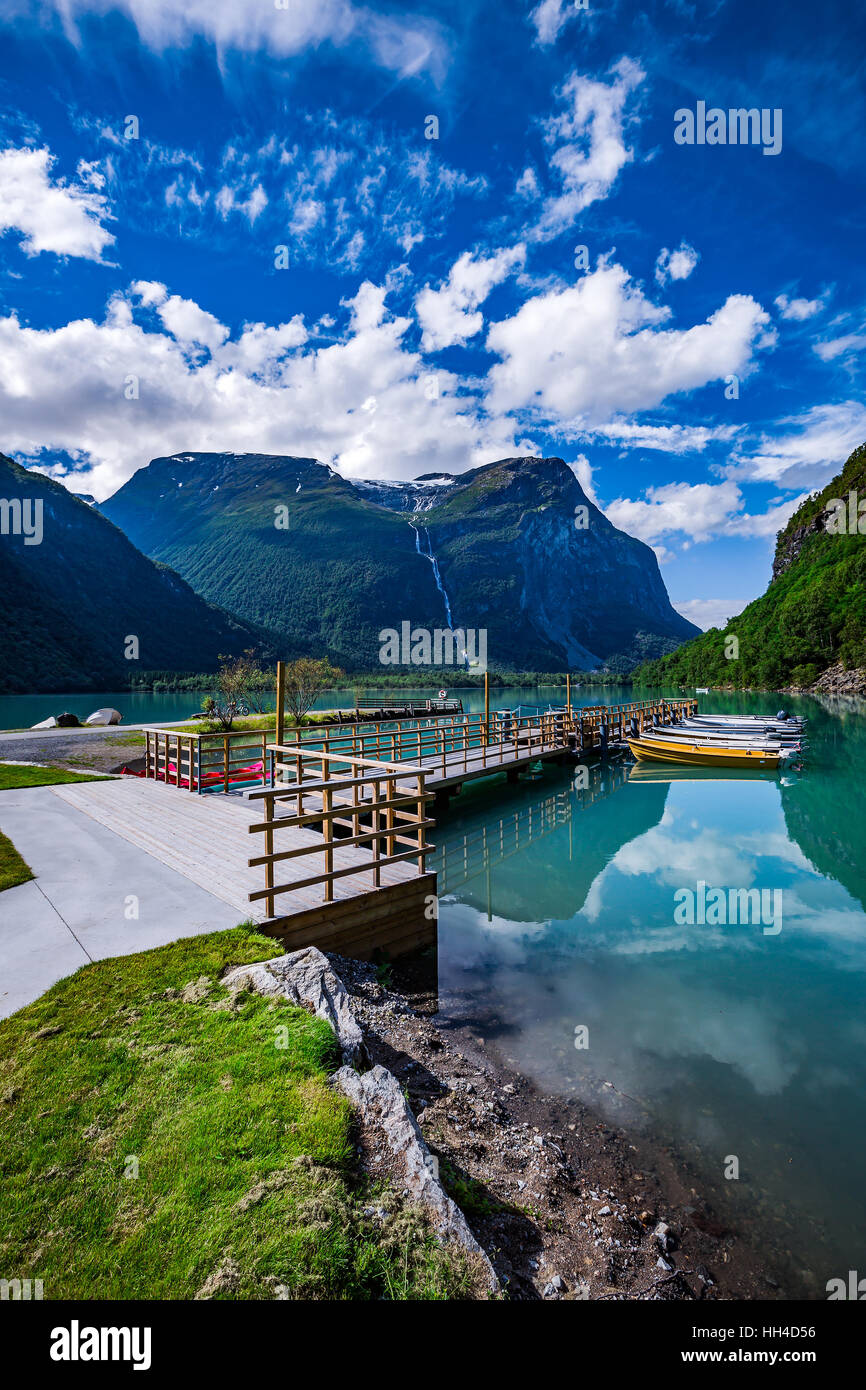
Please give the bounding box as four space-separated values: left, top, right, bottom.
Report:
102 451 697 672
416 456 698 670
633 442 866 690
0 453 277 694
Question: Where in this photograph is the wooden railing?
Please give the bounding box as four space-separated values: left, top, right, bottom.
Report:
142 727 270 793
277 709 574 773
272 698 698 771
247 746 434 917
142 698 698 794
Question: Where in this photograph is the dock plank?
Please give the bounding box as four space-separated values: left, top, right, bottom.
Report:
51 778 419 923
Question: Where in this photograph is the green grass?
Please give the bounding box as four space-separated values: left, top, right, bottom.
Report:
0 829 33 892
0 925 479 1301
192 714 331 735
0 764 113 790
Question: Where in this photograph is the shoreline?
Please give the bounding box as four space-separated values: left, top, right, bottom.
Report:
330 950 800 1301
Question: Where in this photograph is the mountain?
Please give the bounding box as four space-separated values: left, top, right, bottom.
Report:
0 453 277 695
633 441 866 692
101 451 698 672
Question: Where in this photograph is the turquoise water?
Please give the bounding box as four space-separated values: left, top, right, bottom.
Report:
432 691 866 1295
0 684 577 730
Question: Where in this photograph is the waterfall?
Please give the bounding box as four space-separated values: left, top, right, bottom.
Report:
410 521 456 630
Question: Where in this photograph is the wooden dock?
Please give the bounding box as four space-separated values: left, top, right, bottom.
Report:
117 699 697 959
51 775 436 959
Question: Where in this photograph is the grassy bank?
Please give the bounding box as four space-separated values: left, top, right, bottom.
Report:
0 830 32 892
0 765 113 790
0 926 476 1300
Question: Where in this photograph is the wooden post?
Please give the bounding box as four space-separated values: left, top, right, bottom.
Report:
484 671 490 746
566 672 571 715
322 762 333 903
372 779 381 887
275 660 285 787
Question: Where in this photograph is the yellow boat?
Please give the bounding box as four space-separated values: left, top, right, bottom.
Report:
626 734 784 769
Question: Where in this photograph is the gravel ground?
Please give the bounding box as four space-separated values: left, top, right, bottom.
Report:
329 951 794 1302
0 730 146 773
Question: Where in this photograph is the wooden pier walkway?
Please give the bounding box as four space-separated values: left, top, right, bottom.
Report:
51 775 433 958
123 698 697 958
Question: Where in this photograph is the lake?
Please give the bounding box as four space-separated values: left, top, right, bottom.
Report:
431 690 866 1296
0 683 580 731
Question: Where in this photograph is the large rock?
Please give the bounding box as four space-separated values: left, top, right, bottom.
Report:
332 1063 498 1292
85 707 122 726
222 947 367 1067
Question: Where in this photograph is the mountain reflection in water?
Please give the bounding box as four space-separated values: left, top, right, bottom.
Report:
431 699 866 1294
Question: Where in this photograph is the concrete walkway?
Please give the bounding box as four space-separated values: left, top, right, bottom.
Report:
0 785 244 1018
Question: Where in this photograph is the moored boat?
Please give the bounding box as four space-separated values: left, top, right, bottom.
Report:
626 732 796 769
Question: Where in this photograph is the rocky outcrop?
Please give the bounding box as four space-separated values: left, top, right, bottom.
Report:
225 946 497 1290
771 511 826 581
808 662 866 696
223 947 367 1067
332 1063 498 1292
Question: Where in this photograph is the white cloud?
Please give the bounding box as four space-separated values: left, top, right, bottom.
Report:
0 145 114 261
215 182 268 224
672 597 748 631
20 0 449 82
156 295 230 352
529 0 577 46
0 279 522 499
726 401 866 487
774 292 824 321
569 453 599 505
515 166 540 199
604 479 804 549
529 58 645 241
415 245 525 351
605 479 745 546
288 196 325 236
813 332 866 362
585 420 739 453
485 261 771 425
130 280 229 351
654 241 699 287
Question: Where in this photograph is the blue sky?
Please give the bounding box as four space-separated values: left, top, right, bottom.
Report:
0 0 864 628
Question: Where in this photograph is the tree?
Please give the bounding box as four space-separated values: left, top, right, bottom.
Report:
202 650 272 730
282 658 343 725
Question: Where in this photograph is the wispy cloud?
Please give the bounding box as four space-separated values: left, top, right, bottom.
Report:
725 401 866 488
9 0 451 83
527 58 645 242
